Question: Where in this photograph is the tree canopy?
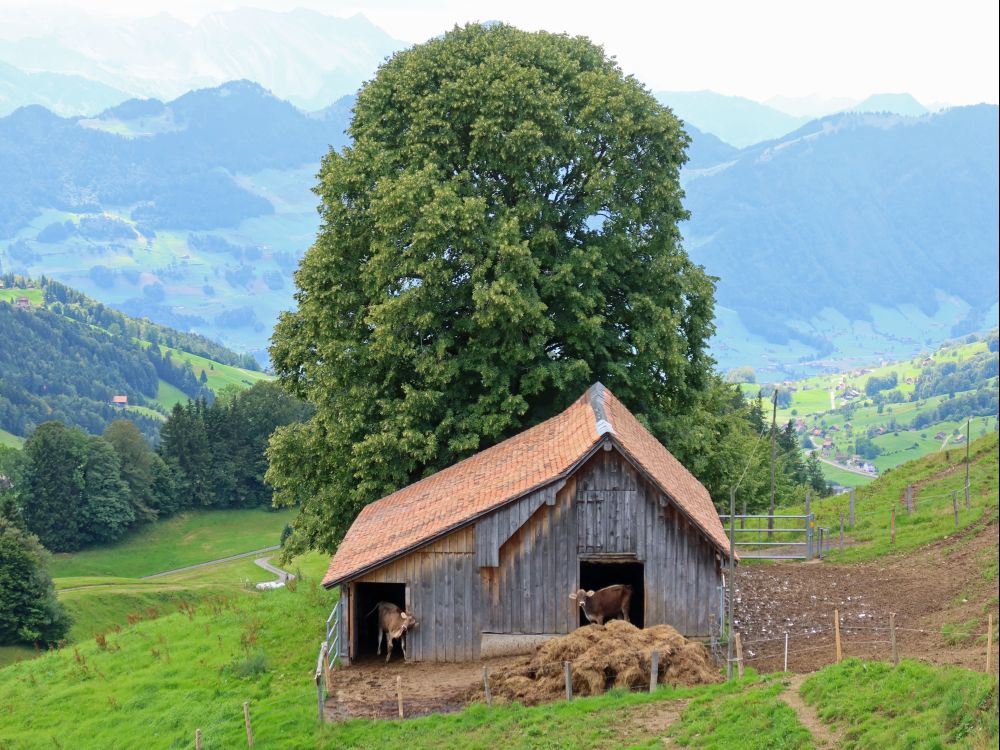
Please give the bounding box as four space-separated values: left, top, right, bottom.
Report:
268 24 717 555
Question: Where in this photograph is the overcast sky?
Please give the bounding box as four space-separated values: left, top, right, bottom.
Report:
4 0 998 105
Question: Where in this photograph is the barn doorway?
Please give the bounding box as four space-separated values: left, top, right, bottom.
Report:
353 582 406 661
578 560 644 627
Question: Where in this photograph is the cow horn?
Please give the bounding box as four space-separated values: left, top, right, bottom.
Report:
586 590 595 597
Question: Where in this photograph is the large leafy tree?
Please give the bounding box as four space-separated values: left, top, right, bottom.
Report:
269 24 716 555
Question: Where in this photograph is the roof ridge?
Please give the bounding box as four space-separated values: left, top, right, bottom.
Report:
589 381 615 436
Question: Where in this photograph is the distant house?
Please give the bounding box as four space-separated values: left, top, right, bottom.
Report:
15 296 30 309
812 428 824 437
111 395 129 408
954 434 965 443
822 438 834 449
828 424 840 432
934 431 947 440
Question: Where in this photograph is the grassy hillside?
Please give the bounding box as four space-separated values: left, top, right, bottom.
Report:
48 508 295 578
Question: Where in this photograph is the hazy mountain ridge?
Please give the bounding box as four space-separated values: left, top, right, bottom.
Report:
0 8 406 110
683 105 999 366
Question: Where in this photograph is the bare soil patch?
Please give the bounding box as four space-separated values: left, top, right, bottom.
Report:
735 517 998 672
779 673 842 750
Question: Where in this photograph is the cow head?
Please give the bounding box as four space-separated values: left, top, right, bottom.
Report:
569 589 596 609
391 610 418 640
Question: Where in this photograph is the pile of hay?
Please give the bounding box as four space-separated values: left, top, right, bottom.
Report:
487 621 720 705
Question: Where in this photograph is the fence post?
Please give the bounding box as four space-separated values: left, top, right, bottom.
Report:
805 492 813 559
839 512 845 551
734 632 744 678
911 485 917 512
649 650 659 693
890 612 898 666
483 667 492 706
987 614 993 674
784 632 789 672
952 491 959 526
564 661 573 700
243 702 254 747
906 485 913 514
965 482 971 510
195 729 202 750
834 609 842 663
890 506 896 545
849 488 856 527
396 675 404 719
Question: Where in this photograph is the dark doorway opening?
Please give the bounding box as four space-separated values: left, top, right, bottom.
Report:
354 582 406 660
578 560 644 627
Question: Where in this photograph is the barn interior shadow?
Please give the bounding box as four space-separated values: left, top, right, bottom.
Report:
353 582 407 662
578 560 644 627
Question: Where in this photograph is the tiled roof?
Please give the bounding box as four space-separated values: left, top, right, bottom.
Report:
323 383 730 587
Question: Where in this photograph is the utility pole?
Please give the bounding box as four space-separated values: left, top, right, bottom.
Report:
965 418 971 507
769 387 778 535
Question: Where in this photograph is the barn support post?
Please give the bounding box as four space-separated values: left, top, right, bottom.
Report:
726 487 736 680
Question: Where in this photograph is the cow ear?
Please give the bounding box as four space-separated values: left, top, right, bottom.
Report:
568 593 577 600
586 590 595 597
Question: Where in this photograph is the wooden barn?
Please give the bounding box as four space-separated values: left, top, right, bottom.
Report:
322 383 732 664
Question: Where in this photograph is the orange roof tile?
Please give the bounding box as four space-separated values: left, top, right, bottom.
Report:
323 384 731 587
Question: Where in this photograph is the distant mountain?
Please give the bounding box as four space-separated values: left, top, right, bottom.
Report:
0 61 129 117
763 94 859 119
683 105 999 372
684 123 740 169
0 9 406 110
0 80 350 237
656 90 810 147
847 93 928 117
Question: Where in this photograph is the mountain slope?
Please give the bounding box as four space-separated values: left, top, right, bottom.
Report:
683 105 999 370
0 61 129 117
848 93 928 116
0 276 265 442
656 90 810 147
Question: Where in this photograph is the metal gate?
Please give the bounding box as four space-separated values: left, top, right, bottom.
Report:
718 513 822 560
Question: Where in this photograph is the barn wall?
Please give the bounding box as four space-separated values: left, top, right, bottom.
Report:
479 448 722 638
354 526 478 662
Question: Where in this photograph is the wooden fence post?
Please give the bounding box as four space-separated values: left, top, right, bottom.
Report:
849 489 856 527
952 491 959 526
482 667 492 706
834 609 842 663
839 512 845 551
890 613 898 666
987 614 993 674
195 729 202 750
890 506 896 545
784 633 789 672
905 485 913 514
734 632 744 678
911 485 917 512
564 661 573 700
649 650 659 693
396 675 404 719
243 702 253 747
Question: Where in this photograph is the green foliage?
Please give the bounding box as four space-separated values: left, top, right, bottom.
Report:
160 382 313 510
269 24 716 553
20 422 134 551
801 659 998 749
0 513 71 645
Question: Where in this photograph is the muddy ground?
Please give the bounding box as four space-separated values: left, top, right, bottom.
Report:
325 517 998 719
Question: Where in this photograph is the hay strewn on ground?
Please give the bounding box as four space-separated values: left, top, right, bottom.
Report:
487 621 720 704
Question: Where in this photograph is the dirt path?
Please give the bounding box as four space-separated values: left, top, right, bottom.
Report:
780 673 842 749
140 545 280 578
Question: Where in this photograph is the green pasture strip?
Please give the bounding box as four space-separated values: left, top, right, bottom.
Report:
0 427 24 448
0 288 44 305
154 379 189 410
669 678 815 750
0 645 36 669
819 463 873 488
157 344 271 393
48 508 294 578
801 659 998 750
0 584 335 749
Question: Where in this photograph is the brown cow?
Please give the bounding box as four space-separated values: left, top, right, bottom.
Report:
569 584 632 625
367 601 418 663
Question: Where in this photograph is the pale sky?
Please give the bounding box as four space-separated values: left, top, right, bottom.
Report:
3 0 998 105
